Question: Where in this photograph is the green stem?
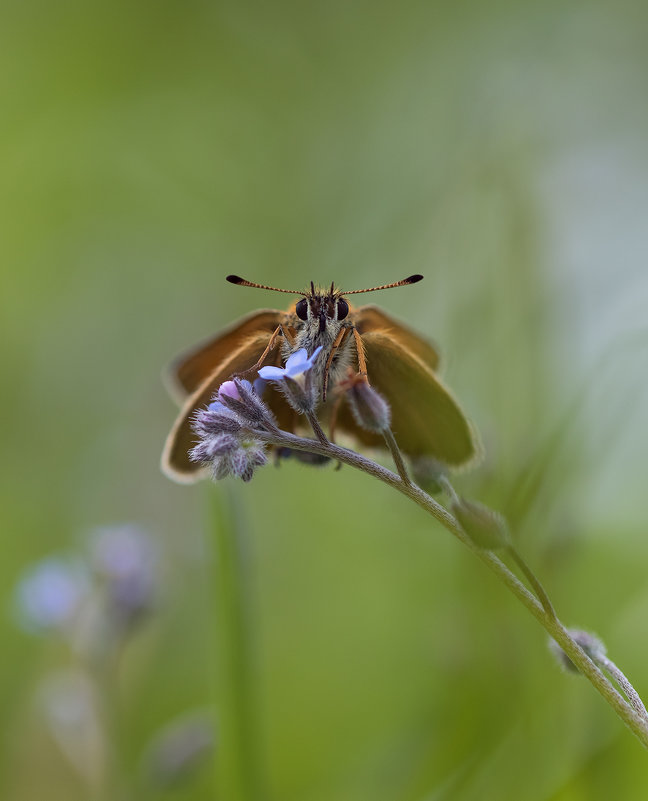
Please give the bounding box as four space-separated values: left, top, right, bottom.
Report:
210 489 263 800
594 652 648 720
383 428 412 485
437 474 557 619
251 428 648 749
305 410 329 445
506 544 557 621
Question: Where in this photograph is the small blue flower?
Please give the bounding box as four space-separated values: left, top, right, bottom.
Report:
258 347 323 383
207 400 229 414
13 557 89 633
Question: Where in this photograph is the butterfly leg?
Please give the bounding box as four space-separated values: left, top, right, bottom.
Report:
323 327 352 401
352 327 368 378
282 326 297 347
236 325 283 376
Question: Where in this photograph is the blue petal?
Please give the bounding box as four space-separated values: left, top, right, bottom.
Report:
285 349 308 371
258 365 286 380
306 345 324 366
208 401 228 412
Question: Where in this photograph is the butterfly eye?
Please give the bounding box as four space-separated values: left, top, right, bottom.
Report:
295 298 309 320
336 298 349 320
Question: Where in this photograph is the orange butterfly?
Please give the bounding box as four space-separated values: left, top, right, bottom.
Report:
162 275 479 483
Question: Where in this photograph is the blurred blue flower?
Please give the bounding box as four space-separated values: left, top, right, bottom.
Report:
258 347 323 383
14 558 89 633
91 524 157 623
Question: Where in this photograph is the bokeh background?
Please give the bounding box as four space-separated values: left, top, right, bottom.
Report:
3 0 648 799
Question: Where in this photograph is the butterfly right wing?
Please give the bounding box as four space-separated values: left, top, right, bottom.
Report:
332 330 479 468
162 331 295 483
353 304 440 371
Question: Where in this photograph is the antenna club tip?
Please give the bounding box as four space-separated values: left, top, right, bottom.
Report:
226 274 244 284
407 274 424 284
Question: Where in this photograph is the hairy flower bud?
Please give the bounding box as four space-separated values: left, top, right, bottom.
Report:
451 497 509 550
216 379 276 430
411 457 447 494
190 398 268 483
189 432 239 463
345 375 391 433
277 374 317 414
549 629 606 674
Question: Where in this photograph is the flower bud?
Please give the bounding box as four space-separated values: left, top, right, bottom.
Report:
549 629 605 674
345 375 391 433
217 380 275 430
451 497 509 550
275 373 317 415
217 381 240 401
411 457 447 494
189 432 239 463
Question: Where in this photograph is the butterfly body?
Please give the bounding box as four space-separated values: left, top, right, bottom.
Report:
162 275 479 483
279 285 358 401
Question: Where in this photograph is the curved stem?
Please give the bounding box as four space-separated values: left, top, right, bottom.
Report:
250 427 648 749
505 545 557 621
595 652 648 720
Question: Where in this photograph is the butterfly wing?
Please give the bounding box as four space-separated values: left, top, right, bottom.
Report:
164 309 283 402
333 331 478 467
353 304 440 371
162 331 295 483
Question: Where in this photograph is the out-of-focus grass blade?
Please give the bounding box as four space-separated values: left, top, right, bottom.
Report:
210 486 263 801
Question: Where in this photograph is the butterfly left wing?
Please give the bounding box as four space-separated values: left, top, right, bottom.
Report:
162 331 296 483
164 309 283 403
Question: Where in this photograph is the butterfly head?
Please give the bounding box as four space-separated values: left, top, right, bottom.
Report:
295 282 349 333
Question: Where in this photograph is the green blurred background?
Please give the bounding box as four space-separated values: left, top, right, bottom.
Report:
3 0 648 798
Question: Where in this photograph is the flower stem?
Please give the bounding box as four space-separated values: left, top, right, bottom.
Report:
437 474 557 619
250 427 648 749
306 411 329 445
383 428 412 485
505 545 557 621
594 652 648 720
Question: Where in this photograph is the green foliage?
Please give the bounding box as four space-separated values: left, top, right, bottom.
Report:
3 0 648 798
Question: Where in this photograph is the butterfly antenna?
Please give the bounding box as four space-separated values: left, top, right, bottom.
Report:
342 274 424 295
226 275 306 295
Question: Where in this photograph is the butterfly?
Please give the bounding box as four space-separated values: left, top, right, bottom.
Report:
162 274 479 482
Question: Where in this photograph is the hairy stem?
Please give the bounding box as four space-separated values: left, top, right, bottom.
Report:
437 474 557 620
383 428 412 485
505 545 557 621
250 426 648 749
305 411 329 445
595 652 648 720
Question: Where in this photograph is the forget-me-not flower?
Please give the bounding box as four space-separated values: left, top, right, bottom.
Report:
258 347 324 414
258 347 323 384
